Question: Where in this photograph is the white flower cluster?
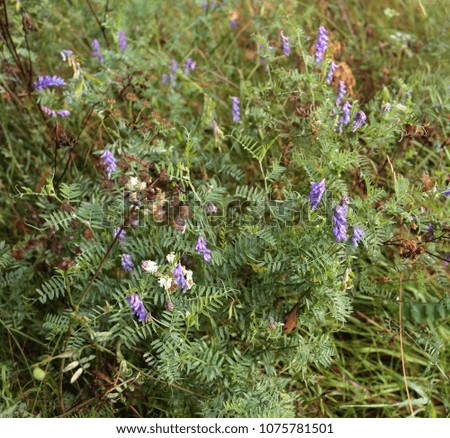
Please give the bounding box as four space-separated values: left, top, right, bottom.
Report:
140 252 194 292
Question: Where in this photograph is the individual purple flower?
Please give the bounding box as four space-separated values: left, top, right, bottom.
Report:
382 102 391 113
113 227 126 242
280 31 290 57
57 110 71 117
162 73 168 85
442 185 450 196
230 19 237 28
33 75 66 91
315 25 328 63
121 253 134 272
117 30 127 51
231 96 240 122
351 227 365 247
336 80 346 106
332 195 349 242
60 50 73 61
100 150 117 178
326 60 337 85
307 179 326 210
126 293 148 322
352 110 367 132
195 236 212 262
91 39 104 62
173 262 188 292
184 58 196 75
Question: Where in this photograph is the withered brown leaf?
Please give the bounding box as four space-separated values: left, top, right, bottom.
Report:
282 303 300 334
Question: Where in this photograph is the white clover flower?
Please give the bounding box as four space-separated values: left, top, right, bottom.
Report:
128 177 140 188
138 181 147 190
141 260 159 274
158 276 172 291
166 252 176 263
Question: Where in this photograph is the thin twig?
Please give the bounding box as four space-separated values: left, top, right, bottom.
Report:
86 0 110 48
76 206 136 308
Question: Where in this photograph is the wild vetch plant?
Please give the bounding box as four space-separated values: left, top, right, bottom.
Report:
0 0 448 418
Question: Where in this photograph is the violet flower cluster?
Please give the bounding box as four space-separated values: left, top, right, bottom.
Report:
184 58 196 75
173 262 188 292
307 179 326 210
315 25 328 63
126 293 148 322
333 196 349 242
351 227 365 247
114 227 126 242
195 236 212 262
41 106 70 118
117 30 127 51
91 39 104 62
231 96 240 122
100 150 117 178
336 80 346 107
339 101 352 133
33 75 66 91
280 31 290 57
121 254 134 272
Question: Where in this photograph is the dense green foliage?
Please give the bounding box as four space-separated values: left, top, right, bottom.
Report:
0 0 448 418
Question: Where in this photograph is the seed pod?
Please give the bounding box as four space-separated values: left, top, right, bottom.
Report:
70 367 83 384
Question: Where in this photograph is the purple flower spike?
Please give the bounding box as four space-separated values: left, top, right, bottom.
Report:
352 110 367 132
307 179 326 210
91 39 104 62
333 196 349 242
114 227 126 242
195 236 212 262
173 262 188 292
121 254 134 272
231 96 240 122
162 73 168 85
117 30 127 51
339 101 352 133
126 293 148 322
280 31 290 57
100 150 117 178
351 227 365 247
336 80 346 106
442 186 450 196
326 60 337 85
315 25 328 63
33 75 66 91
